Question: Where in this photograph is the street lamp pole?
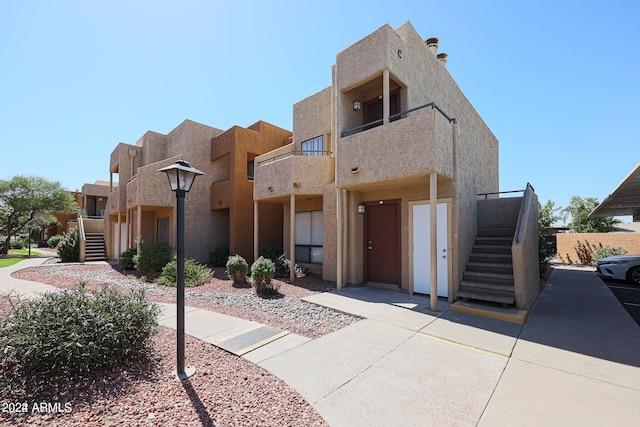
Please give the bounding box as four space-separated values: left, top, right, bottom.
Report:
176 189 186 375
158 160 204 380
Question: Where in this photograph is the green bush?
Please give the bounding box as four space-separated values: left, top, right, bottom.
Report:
56 229 80 262
47 234 64 249
251 256 278 295
209 244 230 267
134 241 172 273
226 254 248 285
9 234 28 250
258 245 283 262
119 248 138 270
0 282 159 392
592 245 627 264
274 254 306 279
157 258 213 287
539 235 554 276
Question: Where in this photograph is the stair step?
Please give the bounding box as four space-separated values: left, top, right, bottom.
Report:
469 253 512 263
477 227 516 237
460 280 514 293
464 271 513 285
467 261 513 270
456 290 514 305
472 244 511 254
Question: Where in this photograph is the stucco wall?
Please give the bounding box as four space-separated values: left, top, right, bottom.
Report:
511 189 540 310
557 233 640 265
293 87 332 145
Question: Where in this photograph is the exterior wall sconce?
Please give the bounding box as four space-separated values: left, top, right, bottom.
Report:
293 182 301 188
357 203 366 214
353 101 361 111
351 166 359 174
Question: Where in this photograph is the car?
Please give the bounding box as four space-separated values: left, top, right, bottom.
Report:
596 255 640 285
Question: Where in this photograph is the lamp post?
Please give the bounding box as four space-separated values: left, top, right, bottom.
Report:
158 160 204 379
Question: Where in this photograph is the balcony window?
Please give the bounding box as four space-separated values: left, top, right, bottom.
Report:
247 159 255 181
295 210 323 264
301 136 324 156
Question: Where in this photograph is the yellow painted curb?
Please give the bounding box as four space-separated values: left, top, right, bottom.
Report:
211 324 265 345
417 332 508 360
236 330 291 356
450 301 528 324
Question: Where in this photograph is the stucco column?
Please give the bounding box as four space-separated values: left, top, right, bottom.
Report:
253 201 259 262
289 194 296 283
125 209 130 250
336 188 343 291
383 68 390 125
117 213 122 260
137 205 142 248
430 172 438 311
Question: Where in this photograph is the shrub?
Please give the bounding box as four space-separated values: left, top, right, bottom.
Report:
209 244 230 267
47 234 64 249
251 256 278 295
56 229 80 262
157 258 213 287
119 248 138 270
539 235 554 276
274 254 306 279
226 254 248 285
258 245 283 262
0 282 159 392
134 241 172 273
592 246 627 264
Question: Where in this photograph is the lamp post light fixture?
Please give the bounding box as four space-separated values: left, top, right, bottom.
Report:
158 160 204 379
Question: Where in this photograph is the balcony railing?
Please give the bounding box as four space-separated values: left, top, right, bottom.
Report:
341 101 457 137
258 150 332 166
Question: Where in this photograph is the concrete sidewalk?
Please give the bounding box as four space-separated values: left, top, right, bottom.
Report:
259 266 640 426
3 258 640 425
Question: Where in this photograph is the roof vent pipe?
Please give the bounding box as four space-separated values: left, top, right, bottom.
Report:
437 52 448 67
426 37 439 55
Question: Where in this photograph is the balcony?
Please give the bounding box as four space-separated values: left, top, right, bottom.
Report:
254 144 335 201
337 104 455 189
125 159 179 209
210 178 232 210
105 186 123 215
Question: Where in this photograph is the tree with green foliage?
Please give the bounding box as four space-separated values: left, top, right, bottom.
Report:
0 175 78 255
561 195 621 233
538 200 561 232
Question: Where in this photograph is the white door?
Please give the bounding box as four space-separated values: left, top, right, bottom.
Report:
112 223 120 259
413 202 448 296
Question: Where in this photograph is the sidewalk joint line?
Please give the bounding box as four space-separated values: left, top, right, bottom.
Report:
416 332 508 360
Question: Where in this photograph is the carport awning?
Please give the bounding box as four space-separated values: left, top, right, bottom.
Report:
590 161 640 219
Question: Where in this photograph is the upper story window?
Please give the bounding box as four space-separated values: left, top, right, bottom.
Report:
301 136 324 156
247 159 255 181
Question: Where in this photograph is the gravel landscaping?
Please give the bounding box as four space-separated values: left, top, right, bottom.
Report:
0 260 359 426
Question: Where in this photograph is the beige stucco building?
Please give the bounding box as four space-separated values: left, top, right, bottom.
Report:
254 22 540 309
103 119 291 263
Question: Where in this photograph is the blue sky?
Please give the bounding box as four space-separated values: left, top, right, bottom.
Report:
1 1 638 222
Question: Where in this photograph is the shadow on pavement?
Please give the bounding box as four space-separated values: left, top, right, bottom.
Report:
519 266 640 367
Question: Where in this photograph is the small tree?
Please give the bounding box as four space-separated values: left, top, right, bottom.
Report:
561 195 621 233
0 175 78 255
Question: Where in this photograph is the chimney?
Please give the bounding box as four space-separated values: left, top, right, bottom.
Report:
426 37 439 55
437 53 448 67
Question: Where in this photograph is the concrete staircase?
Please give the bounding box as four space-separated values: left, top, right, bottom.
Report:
84 233 106 262
457 226 515 306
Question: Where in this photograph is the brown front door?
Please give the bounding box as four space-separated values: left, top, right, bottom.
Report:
365 200 400 285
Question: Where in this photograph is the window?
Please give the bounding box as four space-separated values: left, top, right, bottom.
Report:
247 159 254 180
157 217 170 243
301 136 324 156
295 210 323 264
